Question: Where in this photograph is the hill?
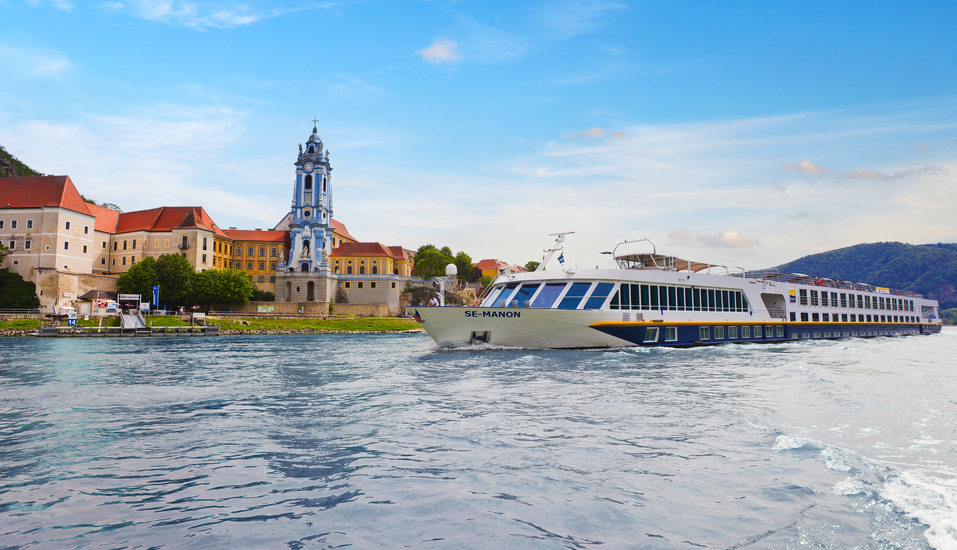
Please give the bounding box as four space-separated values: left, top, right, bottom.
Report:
774 242 957 310
0 145 41 178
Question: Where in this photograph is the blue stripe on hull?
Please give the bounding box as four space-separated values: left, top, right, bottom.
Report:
607 323 939 348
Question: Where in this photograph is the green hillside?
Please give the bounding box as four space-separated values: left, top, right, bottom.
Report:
774 242 957 311
0 145 40 177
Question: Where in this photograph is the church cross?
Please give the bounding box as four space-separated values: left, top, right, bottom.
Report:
312 117 319 127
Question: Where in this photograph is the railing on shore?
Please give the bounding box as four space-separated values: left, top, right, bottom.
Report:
0 308 42 315
37 325 220 337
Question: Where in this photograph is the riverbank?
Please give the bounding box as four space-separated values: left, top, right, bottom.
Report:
0 316 423 337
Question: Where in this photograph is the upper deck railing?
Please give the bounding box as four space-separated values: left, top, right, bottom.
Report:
735 269 921 298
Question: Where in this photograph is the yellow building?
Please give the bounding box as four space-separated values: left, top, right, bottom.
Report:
331 242 413 277
222 229 291 294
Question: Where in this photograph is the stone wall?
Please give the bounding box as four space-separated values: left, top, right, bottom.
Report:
216 300 331 315
334 303 398 317
34 268 119 311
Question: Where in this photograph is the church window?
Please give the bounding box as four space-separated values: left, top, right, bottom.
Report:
25 240 31 249
344 282 351 288
122 257 126 265
101 258 105 265
247 262 253 270
358 282 364 289
112 259 116 266
131 257 136 264
372 266 378 275
202 237 207 251
82 245 87 253
84 226 89 234
271 247 277 257
132 239 137 249
259 262 265 270
304 210 311 218
113 242 117 251
359 266 365 275
335 266 340 273
323 177 326 192
305 175 312 190
271 262 277 270
258 276 265 282
347 266 353 274
64 221 70 230
270 276 276 283
123 241 127 250
394 268 399 275
26 219 33 229
392 282 396 289
248 247 254 256
64 241 69 250
371 282 377 289
259 247 266 256
182 236 188 249
202 254 207 263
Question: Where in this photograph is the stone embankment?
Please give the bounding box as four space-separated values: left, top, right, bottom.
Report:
1 329 35 337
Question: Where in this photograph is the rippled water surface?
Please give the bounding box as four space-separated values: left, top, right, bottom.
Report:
1 329 956 549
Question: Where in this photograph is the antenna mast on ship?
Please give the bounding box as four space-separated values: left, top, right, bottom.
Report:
537 232 574 272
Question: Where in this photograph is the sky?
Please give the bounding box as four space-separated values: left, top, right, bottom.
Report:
2 0 957 271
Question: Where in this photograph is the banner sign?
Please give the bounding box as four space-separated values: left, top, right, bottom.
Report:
258 305 275 313
119 294 140 301
152 285 160 307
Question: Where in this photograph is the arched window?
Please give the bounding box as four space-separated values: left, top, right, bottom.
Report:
372 265 378 275
307 146 314 154
359 265 365 275
323 177 327 192
304 175 312 190
347 266 353 274
335 266 340 273
394 268 399 275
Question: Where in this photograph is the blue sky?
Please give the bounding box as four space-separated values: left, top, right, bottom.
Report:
2 0 956 270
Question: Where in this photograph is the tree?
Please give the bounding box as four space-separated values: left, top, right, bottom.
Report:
478 275 494 288
413 246 455 279
117 256 158 299
0 268 40 309
193 269 255 311
525 261 540 272
251 289 275 301
154 254 195 309
454 251 474 283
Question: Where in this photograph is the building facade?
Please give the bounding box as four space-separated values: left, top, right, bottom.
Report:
223 229 290 294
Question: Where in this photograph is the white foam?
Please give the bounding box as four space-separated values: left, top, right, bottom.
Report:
772 434 822 452
881 469 957 550
833 476 870 497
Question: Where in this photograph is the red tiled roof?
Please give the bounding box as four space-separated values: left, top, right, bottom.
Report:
474 259 509 270
331 241 400 258
331 218 356 242
387 245 408 259
86 203 120 233
223 229 291 243
0 176 93 216
115 206 226 236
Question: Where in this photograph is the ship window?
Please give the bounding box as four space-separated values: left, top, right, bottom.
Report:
823 313 829 322
665 327 677 341
832 292 839 307
857 295 864 308
510 284 539 307
735 291 742 312
714 326 725 339
801 312 809 322
842 314 848 322
776 326 784 337
668 287 677 311
728 326 738 338
685 288 693 311
659 286 668 310
810 290 818 306
693 288 701 311
742 326 750 338
699 327 710 340
619 283 630 309
766 326 774 338
610 290 619 309
840 293 847 307
483 285 506 307
754 325 762 337
799 289 808 305
848 294 855 308
708 289 716 311
850 314 856 322
583 282 614 309
630 284 642 309
722 290 730 312
675 287 685 310
812 313 819 322
557 282 591 310
649 285 659 309
496 283 521 307
641 285 651 310
790 312 796 322
644 327 659 342
532 283 566 308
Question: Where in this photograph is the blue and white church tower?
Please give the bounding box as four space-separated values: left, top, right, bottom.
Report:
275 123 338 304
288 124 334 273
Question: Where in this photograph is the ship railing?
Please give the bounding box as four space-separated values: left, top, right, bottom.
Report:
744 271 919 297
766 308 786 319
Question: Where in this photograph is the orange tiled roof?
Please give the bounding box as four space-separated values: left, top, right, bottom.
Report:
331 241 401 258
223 229 291 243
115 206 227 236
0 176 93 216
331 218 356 241
387 246 408 260
86 203 120 233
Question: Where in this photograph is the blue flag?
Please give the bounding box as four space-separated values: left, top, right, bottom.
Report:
558 252 565 265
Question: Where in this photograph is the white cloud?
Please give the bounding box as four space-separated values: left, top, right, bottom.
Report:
783 159 826 174
26 0 74 10
582 127 605 138
116 0 292 28
418 38 461 65
668 228 759 248
534 0 627 39
0 44 75 79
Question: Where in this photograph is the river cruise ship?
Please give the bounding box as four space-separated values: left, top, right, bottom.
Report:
412 236 943 349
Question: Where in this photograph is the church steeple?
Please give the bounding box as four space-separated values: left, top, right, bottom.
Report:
286 122 334 273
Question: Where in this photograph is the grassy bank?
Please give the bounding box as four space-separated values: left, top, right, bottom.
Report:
215 316 421 332
0 316 422 335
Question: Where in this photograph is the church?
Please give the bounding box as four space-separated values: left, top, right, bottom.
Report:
0 123 416 315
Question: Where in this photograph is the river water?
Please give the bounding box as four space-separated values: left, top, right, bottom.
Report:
1 329 955 549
